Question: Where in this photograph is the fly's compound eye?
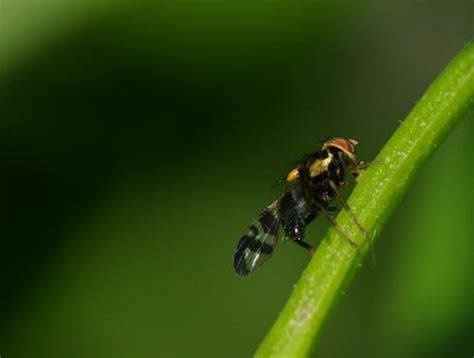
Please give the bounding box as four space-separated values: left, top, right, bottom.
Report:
323 137 358 162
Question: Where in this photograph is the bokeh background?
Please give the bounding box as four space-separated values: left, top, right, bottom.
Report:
0 1 472 357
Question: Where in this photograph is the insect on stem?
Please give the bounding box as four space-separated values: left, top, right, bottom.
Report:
233 137 368 276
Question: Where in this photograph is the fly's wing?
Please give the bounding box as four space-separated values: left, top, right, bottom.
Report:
234 200 281 276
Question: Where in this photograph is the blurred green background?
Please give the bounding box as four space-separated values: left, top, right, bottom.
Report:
0 1 472 357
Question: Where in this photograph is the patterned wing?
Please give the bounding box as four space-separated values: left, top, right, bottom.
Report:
234 200 281 276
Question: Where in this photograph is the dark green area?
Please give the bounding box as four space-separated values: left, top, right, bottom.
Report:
0 1 472 357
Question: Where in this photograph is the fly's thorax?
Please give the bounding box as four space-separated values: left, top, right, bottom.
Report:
308 149 333 178
312 184 335 205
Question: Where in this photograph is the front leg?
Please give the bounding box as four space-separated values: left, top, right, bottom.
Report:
328 180 366 234
351 159 377 180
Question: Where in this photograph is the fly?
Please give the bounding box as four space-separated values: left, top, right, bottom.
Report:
234 137 368 276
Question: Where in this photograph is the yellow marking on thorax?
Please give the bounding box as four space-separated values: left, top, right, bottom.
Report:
309 152 333 177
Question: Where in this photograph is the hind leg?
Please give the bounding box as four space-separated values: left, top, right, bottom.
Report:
292 238 315 256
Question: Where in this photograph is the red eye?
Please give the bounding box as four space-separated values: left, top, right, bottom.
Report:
325 138 356 154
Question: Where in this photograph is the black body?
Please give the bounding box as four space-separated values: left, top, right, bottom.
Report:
280 147 348 240
234 142 359 276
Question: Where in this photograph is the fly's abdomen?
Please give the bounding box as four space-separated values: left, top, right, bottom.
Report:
282 213 306 241
280 185 312 241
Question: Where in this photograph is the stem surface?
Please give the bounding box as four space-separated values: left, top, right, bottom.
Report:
255 41 474 357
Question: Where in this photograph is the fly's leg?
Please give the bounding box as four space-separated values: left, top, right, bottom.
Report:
292 239 315 256
327 181 378 264
328 181 378 265
329 180 366 234
339 180 357 187
314 201 359 248
305 212 316 225
352 159 384 179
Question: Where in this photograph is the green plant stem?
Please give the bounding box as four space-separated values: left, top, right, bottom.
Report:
255 42 474 357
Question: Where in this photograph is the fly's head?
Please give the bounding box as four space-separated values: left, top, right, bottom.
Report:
322 137 359 165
